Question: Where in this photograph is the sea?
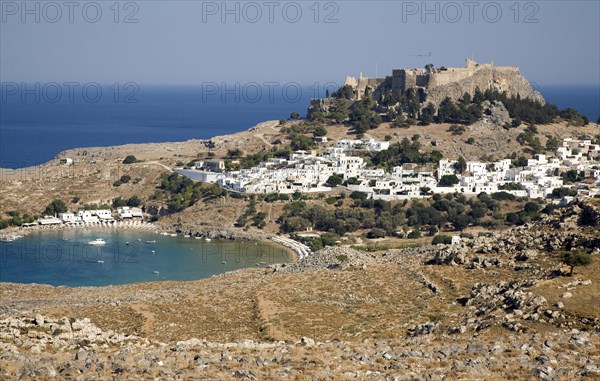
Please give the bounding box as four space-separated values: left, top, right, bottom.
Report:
1 83 597 169
0 230 290 287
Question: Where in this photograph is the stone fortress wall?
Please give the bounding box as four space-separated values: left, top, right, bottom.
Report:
342 59 544 107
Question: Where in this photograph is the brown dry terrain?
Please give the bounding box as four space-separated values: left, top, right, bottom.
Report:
1 203 599 379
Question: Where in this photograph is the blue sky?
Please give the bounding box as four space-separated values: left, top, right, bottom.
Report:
1 1 599 85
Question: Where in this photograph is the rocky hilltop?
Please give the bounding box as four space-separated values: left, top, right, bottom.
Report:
1 201 599 380
330 59 544 107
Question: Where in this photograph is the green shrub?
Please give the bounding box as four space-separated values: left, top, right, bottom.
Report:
122 155 138 164
367 228 386 239
432 235 452 245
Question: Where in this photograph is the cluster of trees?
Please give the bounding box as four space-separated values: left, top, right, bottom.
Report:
383 88 424 121
504 200 547 226
278 190 566 244
549 187 578 198
437 95 483 125
279 121 330 152
369 137 443 170
112 196 142 208
348 96 383 135
0 211 37 229
43 199 68 216
311 94 351 125
474 88 589 126
231 147 293 170
157 173 223 213
113 175 132 187
516 124 543 153
235 197 267 229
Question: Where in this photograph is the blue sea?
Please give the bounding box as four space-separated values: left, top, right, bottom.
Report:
0 83 598 169
0 84 319 169
0 230 290 287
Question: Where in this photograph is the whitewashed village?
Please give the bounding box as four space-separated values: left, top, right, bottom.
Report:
177 137 600 201
4 136 598 237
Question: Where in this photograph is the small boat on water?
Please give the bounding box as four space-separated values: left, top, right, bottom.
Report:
221 261 226 264
97 260 105 264
146 240 156 244
153 270 160 275
125 242 130 245
151 250 155 254
88 238 106 246
205 238 212 242
170 233 177 237
184 234 191 238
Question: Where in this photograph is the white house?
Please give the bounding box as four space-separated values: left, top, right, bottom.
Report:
37 216 62 225
58 213 76 223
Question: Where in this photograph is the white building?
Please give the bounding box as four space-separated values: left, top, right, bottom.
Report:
336 139 390 152
58 213 76 223
37 216 62 225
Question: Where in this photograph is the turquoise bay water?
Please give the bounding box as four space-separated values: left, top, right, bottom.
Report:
0 230 291 287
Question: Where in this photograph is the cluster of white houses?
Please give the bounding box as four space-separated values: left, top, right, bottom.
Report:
36 207 143 226
177 138 600 200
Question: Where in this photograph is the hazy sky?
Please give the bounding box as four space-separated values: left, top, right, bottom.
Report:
1 1 599 85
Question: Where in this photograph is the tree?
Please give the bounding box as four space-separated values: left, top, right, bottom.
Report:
127 196 141 207
290 134 315 151
563 250 592 276
393 113 409 128
253 212 268 228
227 149 243 158
439 175 459 187
313 125 327 137
454 156 467 174
112 197 127 208
419 103 436 125
367 228 386 239
44 199 68 216
448 125 466 135
523 201 539 214
122 155 138 164
325 175 343 187
546 136 559 152
290 112 300 119
407 229 421 239
333 85 355 100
